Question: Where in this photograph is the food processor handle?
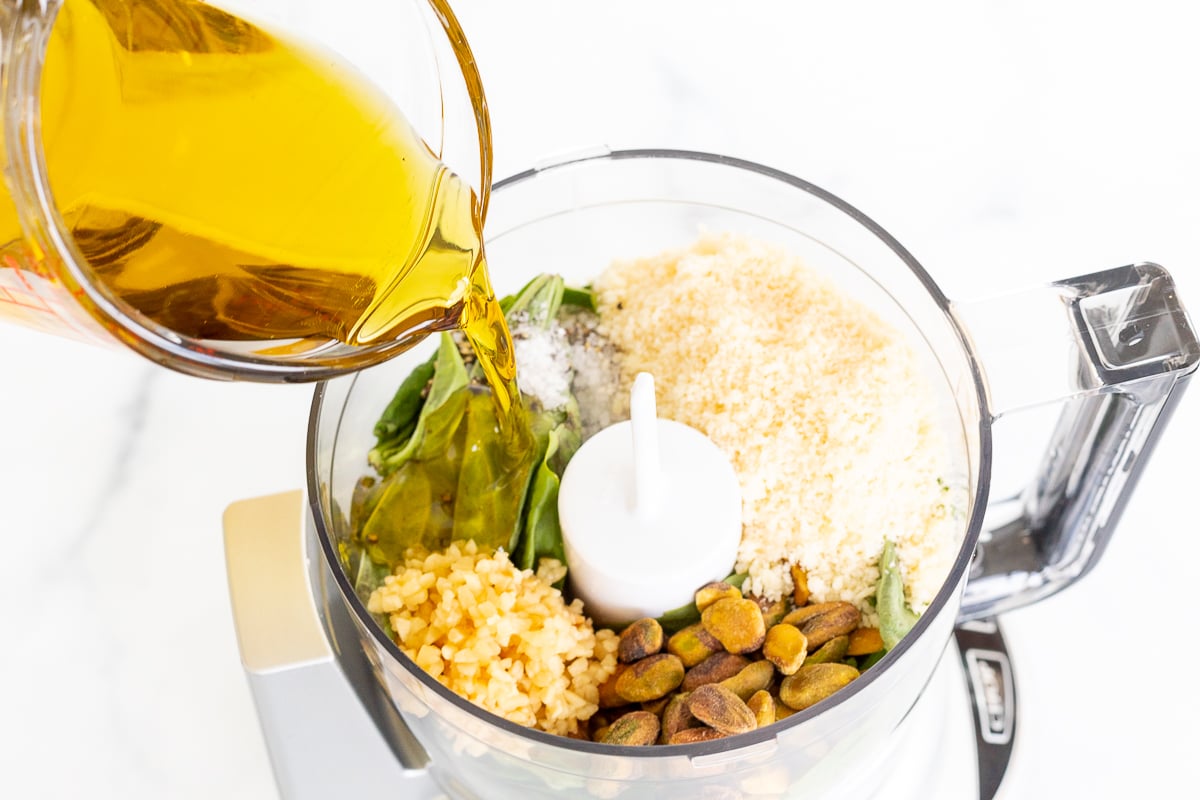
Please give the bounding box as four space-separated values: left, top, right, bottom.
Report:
223 491 442 800
951 263 1199 620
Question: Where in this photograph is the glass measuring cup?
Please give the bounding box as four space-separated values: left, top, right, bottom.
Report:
0 0 490 381
290 149 1198 798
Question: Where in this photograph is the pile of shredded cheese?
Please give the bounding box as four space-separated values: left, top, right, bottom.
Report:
592 234 962 616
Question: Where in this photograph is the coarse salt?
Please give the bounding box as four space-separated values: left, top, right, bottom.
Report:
511 316 572 411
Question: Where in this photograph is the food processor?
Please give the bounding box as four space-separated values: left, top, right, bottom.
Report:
223 150 1198 799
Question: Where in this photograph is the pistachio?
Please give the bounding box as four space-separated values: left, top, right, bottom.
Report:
750 595 790 629
589 710 615 730
778 662 859 711
847 627 884 656
619 618 664 663
782 601 860 650
803 635 849 665
682 652 751 692
589 708 634 735
641 696 670 716
668 726 727 745
597 664 630 709
762 623 808 676
599 710 661 746
695 581 743 612
687 684 757 735
790 564 811 606
780 601 847 628
774 699 796 721
718 659 776 702
660 692 698 743
701 597 766 654
565 724 591 741
667 623 721 668
593 725 610 742
747 690 776 728
615 654 685 703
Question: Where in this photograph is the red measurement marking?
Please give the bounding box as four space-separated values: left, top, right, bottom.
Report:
13 267 34 293
0 286 53 312
0 253 44 289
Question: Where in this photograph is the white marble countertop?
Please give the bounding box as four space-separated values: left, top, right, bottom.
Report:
2 1 1199 797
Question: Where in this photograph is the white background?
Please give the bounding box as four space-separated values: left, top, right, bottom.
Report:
2 0 1198 797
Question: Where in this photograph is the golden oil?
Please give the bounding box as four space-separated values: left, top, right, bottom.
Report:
0 0 506 379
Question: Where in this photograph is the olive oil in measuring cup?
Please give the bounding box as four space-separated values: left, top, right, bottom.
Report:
0 0 512 393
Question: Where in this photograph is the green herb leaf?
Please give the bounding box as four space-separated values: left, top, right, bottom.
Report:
451 389 536 551
858 650 887 671
349 476 383 535
361 463 435 561
358 274 589 582
369 334 468 476
359 421 468 563
505 273 565 329
372 354 436 441
561 285 597 312
876 539 920 650
517 422 580 581
352 550 391 602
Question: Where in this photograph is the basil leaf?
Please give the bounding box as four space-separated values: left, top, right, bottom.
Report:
561 285 597 312
518 423 577 579
352 549 391 603
503 274 564 327
372 354 435 441
357 274 588 578
349 476 384 536
876 539 920 650
858 650 887 671
361 463 434 562
452 389 535 551
360 419 468 563
369 334 468 475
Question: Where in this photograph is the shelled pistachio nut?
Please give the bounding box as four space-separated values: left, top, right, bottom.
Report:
779 662 859 711
762 623 808 675
687 684 757 735
667 623 721 668
682 652 751 692
619 618 664 663
701 597 766 653
615 654 685 703
718 659 775 702
600 710 660 745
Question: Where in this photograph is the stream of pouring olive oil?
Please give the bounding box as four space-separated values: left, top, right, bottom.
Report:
12 0 536 549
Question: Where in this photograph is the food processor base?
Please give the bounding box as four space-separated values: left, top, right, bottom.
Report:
862 642 981 799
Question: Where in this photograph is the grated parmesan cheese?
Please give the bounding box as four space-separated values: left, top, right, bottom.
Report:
591 234 963 617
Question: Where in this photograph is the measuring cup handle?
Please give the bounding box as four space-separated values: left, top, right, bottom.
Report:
951 263 1200 621
223 492 439 799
